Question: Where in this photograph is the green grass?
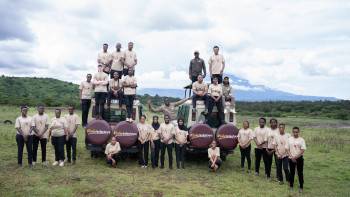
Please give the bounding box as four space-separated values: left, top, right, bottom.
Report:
0 106 349 197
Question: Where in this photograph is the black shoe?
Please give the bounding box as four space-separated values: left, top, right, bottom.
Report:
169 166 173 169
160 166 164 169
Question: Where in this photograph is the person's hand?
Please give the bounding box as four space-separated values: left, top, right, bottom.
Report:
220 70 223 75
23 135 28 142
189 75 191 80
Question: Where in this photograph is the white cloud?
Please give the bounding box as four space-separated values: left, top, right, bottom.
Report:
0 0 350 99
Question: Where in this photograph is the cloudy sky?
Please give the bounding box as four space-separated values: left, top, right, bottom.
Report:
0 0 349 99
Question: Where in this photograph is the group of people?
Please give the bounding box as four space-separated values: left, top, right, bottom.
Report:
237 118 306 192
80 42 138 126
15 105 80 167
105 115 188 169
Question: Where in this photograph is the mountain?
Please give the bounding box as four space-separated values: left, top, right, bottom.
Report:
139 74 338 101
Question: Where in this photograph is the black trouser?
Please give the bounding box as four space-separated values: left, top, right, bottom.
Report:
211 74 223 84
289 156 304 189
52 136 65 161
81 99 91 127
175 144 186 168
16 134 33 165
151 139 161 168
265 149 275 178
107 90 124 108
255 148 269 175
209 158 222 169
106 153 120 165
110 69 123 79
123 68 134 76
240 145 251 169
66 137 77 162
191 75 198 83
160 142 173 168
32 135 47 162
94 92 107 119
277 156 290 182
192 94 209 109
208 96 224 123
138 141 150 166
124 95 135 118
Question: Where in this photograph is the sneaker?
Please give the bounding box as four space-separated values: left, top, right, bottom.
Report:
32 162 36 166
42 161 48 167
255 172 259 176
279 181 284 185
52 161 59 166
59 161 64 167
247 170 251 174
241 168 245 172
144 165 148 168
72 160 76 165
299 188 303 193
289 187 293 192
29 164 33 169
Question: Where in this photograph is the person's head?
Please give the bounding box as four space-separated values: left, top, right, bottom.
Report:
37 104 45 115
128 42 134 50
213 77 218 85
279 123 285 134
164 98 170 106
223 76 229 85
270 118 278 129
103 43 108 52
87 73 92 82
211 140 217 148
213 46 219 54
140 115 146 123
116 43 121 51
152 116 159 124
113 72 119 80
55 108 61 118
243 120 249 129
111 136 117 145
128 69 134 76
164 115 170 124
177 118 184 126
194 51 199 58
259 117 266 128
21 106 28 117
68 105 74 115
197 74 203 82
292 127 300 138
98 64 103 72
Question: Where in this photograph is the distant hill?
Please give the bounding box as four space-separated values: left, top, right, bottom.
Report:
139 74 338 101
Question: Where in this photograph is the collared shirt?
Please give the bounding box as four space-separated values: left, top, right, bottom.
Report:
15 116 33 136
122 75 137 95
222 84 233 97
159 123 175 144
286 137 306 158
208 54 225 74
97 51 112 65
192 81 208 94
50 117 67 137
105 142 121 155
238 128 253 146
208 84 223 97
253 127 269 149
65 114 80 138
155 104 177 121
175 128 188 144
111 51 124 71
31 114 50 138
93 71 109 92
189 58 206 76
266 128 279 149
275 133 291 158
137 123 153 143
79 81 94 99
208 147 220 158
124 50 137 69
109 79 122 91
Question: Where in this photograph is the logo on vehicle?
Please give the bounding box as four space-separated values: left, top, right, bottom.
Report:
114 130 137 137
86 128 110 135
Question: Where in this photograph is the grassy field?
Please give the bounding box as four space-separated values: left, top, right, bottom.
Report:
0 105 349 197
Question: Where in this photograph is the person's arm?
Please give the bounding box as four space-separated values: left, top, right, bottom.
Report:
15 118 24 136
208 57 212 76
133 54 137 67
202 60 206 78
173 97 189 107
221 56 225 75
101 76 109 85
79 82 83 99
189 61 193 79
97 54 102 64
147 100 162 112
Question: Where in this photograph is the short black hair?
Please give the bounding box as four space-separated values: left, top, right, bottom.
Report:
68 104 75 108
259 117 266 123
141 115 147 119
37 103 45 108
153 115 159 119
224 76 229 79
98 64 102 67
103 43 108 46
213 45 219 49
292 126 300 131
213 77 218 80
20 105 28 110
270 118 278 123
87 73 92 76
279 123 285 127
243 120 250 126
55 108 61 112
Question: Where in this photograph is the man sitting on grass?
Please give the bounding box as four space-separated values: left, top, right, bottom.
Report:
105 137 121 168
208 141 222 172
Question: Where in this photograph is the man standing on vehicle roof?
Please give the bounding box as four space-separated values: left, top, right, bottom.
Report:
208 46 225 84
97 43 112 74
189 50 206 83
